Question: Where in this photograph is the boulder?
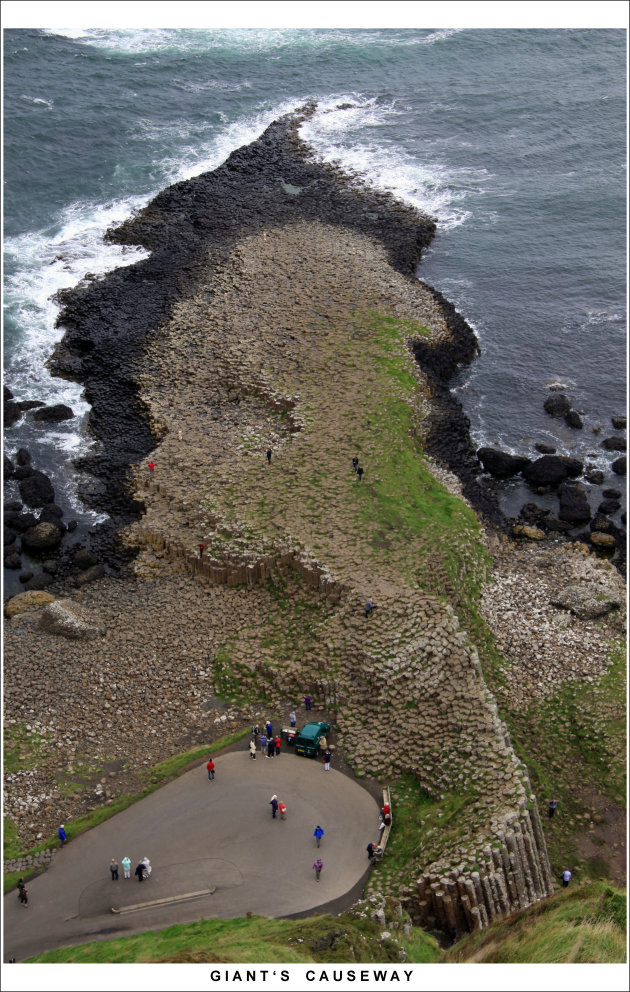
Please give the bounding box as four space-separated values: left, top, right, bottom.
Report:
15 448 32 466
598 499 621 515
38 505 66 531
5 511 38 532
21 521 63 553
3 455 14 479
24 572 54 591
550 583 621 619
584 468 604 485
37 599 102 640
590 514 613 532
42 559 59 575
602 488 621 499
601 436 626 452
75 563 105 586
523 455 583 488
612 456 626 475
4 552 22 569
544 394 571 417
513 523 545 540
565 410 583 429
13 466 33 481
19 571 34 584
4 500 23 512
4 399 22 427
611 416 627 429
558 483 591 523
590 532 615 548
19 471 55 508
5 590 56 617
535 443 556 454
4 528 16 546
30 403 75 422
73 548 98 570
17 400 44 411
519 502 547 525
477 447 531 478
543 515 573 532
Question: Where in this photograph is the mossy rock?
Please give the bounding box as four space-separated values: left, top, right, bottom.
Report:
5 590 56 618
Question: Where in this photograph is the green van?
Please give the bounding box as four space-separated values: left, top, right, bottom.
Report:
294 721 330 758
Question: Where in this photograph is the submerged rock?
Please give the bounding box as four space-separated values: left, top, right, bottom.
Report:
522 455 583 488
477 447 531 478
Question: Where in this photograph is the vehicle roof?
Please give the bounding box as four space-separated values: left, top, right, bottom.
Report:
297 721 330 739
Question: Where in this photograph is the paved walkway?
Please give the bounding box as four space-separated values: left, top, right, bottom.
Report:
3 750 379 962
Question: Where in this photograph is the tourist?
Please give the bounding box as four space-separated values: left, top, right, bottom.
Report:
313 858 323 881
249 739 257 759
562 869 571 887
148 461 155 471
275 735 281 756
251 723 260 740
206 758 215 780
314 825 324 847
260 732 267 755
304 694 312 712
17 877 26 899
357 466 364 483
279 801 287 820
289 710 297 728
548 799 558 819
270 795 279 819
365 600 375 617
18 885 28 906
266 448 272 464
367 841 376 860
265 719 273 738
142 857 152 878
267 737 275 758
323 748 332 771
58 824 66 847
122 856 131 879
135 862 145 882
110 858 119 880
178 429 182 441
352 456 359 473
198 542 205 558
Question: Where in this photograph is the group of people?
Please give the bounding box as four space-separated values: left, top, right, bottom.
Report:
269 795 287 819
109 856 152 882
351 456 364 483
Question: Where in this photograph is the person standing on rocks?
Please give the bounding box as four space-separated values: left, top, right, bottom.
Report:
198 542 205 558
313 858 323 881
110 858 119 881
304 694 312 712
548 799 558 819
562 869 571 887
289 710 297 728
266 448 272 464
206 758 215 780
58 824 66 847
122 856 131 879
249 739 257 759
270 795 279 819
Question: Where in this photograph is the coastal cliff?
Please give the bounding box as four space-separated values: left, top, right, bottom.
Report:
5 107 624 932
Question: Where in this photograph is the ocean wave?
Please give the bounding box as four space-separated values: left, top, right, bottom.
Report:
20 94 54 109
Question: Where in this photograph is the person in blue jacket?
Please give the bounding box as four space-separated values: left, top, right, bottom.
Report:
58 824 67 847
314 825 324 847
270 795 279 818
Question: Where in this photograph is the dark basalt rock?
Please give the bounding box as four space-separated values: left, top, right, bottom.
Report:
18 471 55 508
612 416 627 429
522 455 583 488
75 563 105 586
17 400 45 411
598 498 621 515
5 511 38 532
66 520 78 532
4 501 23 513
535 443 556 454
15 448 32 466
3 455 14 479
30 403 75 422
543 515 573 532
4 528 16 546
590 514 614 532
520 502 548 525
21 522 63 552
42 559 59 574
612 456 626 475
19 570 34 584
602 488 621 499
38 505 66 531
24 572 54 591
558 483 591 523
584 468 604 485
73 548 98 570
4 553 22 570
544 394 571 417
4 398 22 427
477 447 531 479
14 466 33 481
565 410 583 429
601 436 626 452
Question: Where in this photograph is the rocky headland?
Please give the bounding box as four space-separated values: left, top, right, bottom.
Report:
4 105 625 931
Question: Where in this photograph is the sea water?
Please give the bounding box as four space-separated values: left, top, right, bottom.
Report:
3 28 626 573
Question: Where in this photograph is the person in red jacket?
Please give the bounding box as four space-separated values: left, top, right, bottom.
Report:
275 735 281 756
206 758 215 781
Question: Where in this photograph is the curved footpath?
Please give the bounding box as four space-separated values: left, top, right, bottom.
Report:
3 750 379 962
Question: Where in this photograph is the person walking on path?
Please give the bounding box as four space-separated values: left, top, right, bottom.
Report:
352 456 359 473
275 735 281 756
279 801 287 820
109 858 119 880
562 869 571 888
17 877 26 900
142 857 152 878
266 448 272 464
122 856 131 879
270 795 279 819
206 758 215 780
548 799 558 819
314 825 324 847
58 824 66 847
304 694 312 712
249 739 257 759
260 732 268 755
289 710 297 728
323 749 332 771
357 466 364 483
18 885 28 906
313 858 323 881
267 737 275 758
135 862 146 882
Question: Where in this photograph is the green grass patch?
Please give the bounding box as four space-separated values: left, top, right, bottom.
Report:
3 723 49 773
